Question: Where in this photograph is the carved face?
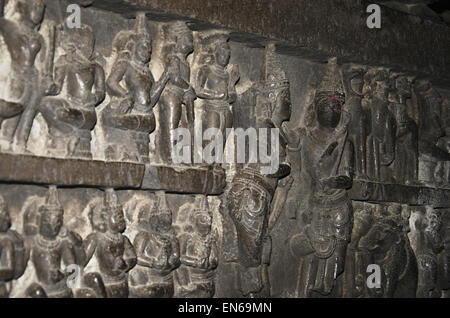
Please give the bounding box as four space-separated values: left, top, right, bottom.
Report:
148 212 172 233
315 93 343 128
395 76 411 99
0 206 11 233
39 208 63 239
194 212 212 237
90 208 107 233
107 206 126 234
358 222 398 252
350 75 364 95
215 42 231 67
271 88 291 124
374 80 390 100
176 32 194 55
18 0 45 26
134 40 151 64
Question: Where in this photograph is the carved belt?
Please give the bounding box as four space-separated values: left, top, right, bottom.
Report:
203 100 230 113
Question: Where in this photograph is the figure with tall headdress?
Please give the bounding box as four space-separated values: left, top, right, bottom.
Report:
36 23 105 159
288 58 354 297
224 43 292 297
156 21 196 164
101 12 170 163
194 30 240 157
26 186 85 298
128 191 180 298
0 195 28 298
177 195 218 298
83 189 137 298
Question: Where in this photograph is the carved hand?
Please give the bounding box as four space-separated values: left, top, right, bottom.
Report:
113 257 127 273
119 96 134 114
320 176 352 190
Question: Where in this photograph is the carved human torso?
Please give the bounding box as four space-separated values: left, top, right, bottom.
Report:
124 62 154 112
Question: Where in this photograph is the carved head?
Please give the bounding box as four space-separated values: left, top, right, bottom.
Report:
215 41 231 68
13 0 45 26
88 204 107 233
348 67 365 96
0 196 11 233
38 186 64 239
192 195 212 237
170 21 194 55
314 58 345 129
373 69 391 101
102 189 126 234
61 24 95 60
138 193 173 233
263 44 291 125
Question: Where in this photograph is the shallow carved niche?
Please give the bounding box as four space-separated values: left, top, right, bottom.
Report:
175 195 218 298
288 58 354 298
415 81 450 187
84 189 137 298
357 204 417 298
100 13 168 164
22 186 86 298
409 206 444 298
0 0 106 159
0 195 27 298
192 30 240 157
127 191 180 298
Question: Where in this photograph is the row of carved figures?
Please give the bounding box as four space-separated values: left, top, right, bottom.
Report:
342 65 450 187
0 0 449 186
0 0 239 164
0 187 218 298
1 186 449 298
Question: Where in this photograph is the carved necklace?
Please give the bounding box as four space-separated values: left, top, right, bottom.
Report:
129 60 151 77
36 234 60 250
103 231 123 244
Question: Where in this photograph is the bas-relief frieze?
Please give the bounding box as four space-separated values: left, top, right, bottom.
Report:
0 0 449 298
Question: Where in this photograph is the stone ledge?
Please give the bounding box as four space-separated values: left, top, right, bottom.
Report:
0 153 226 194
350 180 450 208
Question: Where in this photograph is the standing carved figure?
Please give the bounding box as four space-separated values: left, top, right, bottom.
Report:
129 192 180 298
156 21 196 164
364 68 397 182
344 66 368 180
25 186 85 298
101 13 170 163
0 0 53 152
289 58 354 297
84 189 137 298
38 24 105 159
195 31 240 154
226 44 292 297
416 82 450 185
390 74 418 184
177 195 218 298
410 207 443 298
0 195 28 298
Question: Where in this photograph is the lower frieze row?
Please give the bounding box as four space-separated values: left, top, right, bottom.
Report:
0 184 449 298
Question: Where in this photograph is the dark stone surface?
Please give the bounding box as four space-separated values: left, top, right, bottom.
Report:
87 0 450 86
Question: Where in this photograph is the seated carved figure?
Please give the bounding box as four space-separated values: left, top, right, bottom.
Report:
101 13 169 163
37 24 105 159
177 195 218 298
358 205 418 298
25 186 86 298
84 189 137 298
0 0 54 152
129 192 180 298
0 195 28 298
